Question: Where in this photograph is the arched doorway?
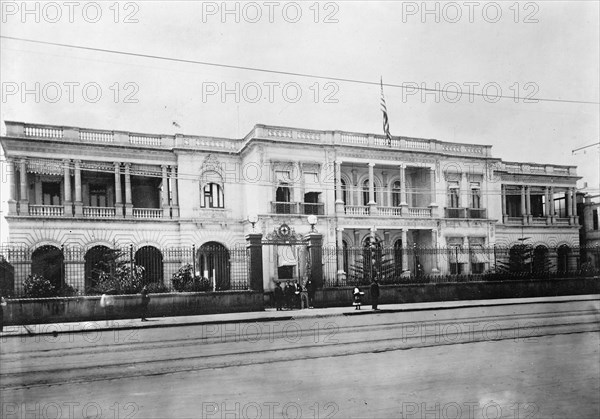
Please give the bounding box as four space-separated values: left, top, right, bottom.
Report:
557 245 570 272
197 242 230 291
84 245 115 290
135 246 164 285
532 245 549 273
31 245 63 289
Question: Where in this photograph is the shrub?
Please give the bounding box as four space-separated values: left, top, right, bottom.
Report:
146 282 170 293
23 274 56 298
171 264 212 292
94 262 145 294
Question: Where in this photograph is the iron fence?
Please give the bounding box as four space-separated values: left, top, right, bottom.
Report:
0 244 250 297
322 245 600 287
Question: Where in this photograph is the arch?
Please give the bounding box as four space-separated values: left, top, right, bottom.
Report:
532 245 550 273
84 245 115 291
135 246 164 285
391 180 402 207
31 245 64 289
557 245 570 272
197 241 230 291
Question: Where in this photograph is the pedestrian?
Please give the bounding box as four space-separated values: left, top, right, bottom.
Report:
370 277 380 310
300 280 309 309
284 280 294 310
305 278 315 308
294 281 302 309
273 282 284 311
100 291 115 326
140 285 150 321
353 287 363 310
0 295 7 332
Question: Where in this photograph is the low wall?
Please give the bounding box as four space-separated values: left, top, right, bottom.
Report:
3 291 264 326
315 277 600 307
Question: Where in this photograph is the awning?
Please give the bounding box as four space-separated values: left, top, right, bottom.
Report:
277 246 297 267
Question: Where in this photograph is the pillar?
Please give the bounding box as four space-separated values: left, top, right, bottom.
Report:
6 158 17 214
114 162 123 216
63 159 72 216
566 188 573 219
335 160 344 213
171 166 180 217
368 163 376 213
525 185 531 222
401 229 409 274
124 163 133 217
429 167 438 216
549 187 555 222
246 233 264 292
460 172 468 209
336 227 345 281
501 185 507 223
74 159 83 216
305 232 323 289
431 229 439 273
545 186 551 224
161 164 169 217
399 164 408 209
570 188 577 225
520 185 526 223
18 159 29 214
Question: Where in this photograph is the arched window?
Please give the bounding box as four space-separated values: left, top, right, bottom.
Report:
84 245 115 291
197 242 231 291
135 246 164 285
201 183 224 208
31 245 63 289
392 181 402 207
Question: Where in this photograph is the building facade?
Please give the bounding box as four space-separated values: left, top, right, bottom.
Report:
0 121 581 294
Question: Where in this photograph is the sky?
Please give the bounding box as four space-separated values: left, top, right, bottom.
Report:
0 0 599 237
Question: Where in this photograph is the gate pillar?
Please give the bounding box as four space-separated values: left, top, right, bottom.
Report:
246 233 264 292
305 232 323 289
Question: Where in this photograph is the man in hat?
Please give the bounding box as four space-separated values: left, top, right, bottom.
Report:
370 277 380 310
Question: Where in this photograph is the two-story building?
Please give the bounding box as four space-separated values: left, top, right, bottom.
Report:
0 121 581 294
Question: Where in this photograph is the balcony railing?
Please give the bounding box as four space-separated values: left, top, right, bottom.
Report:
83 206 117 218
133 208 164 219
407 207 432 218
271 202 299 214
378 206 403 216
300 202 324 215
345 205 370 215
467 208 487 219
29 205 64 217
445 208 466 218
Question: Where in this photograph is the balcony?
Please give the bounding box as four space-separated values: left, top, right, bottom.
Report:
83 206 117 218
132 208 164 219
378 206 403 216
300 202 324 215
445 208 487 219
344 205 370 216
467 208 487 219
271 202 299 214
29 205 64 217
407 207 432 218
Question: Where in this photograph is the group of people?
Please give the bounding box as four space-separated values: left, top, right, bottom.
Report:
273 279 315 310
353 277 380 310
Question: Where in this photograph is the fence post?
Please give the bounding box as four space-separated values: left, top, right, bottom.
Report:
245 233 263 292
129 244 134 282
61 244 65 288
192 244 196 275
305 232 323 289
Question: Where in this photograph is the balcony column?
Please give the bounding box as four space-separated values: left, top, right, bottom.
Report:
161 165 169 218
501 185 507 223
381 171 388 207
460 172 468 211
401 229 409 274
171 166 180 217
567 188 575 225
114 162 123 217
18 159 29 215
520 185 526 224
63 159 72 217
429 167 438 217
368 162 377 214
549 187 555 223
6 158 18 214
525 185 532 223
124 163 133 218
572 188 578 224
336 227 346 282
544 186 551 224
73 160 83 216
335 161 344 213
399 164 408 211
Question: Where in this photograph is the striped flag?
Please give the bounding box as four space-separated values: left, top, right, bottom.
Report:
380 77 393 146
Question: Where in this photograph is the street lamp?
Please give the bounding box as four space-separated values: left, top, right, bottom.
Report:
248 213 259 232
307 214 318 232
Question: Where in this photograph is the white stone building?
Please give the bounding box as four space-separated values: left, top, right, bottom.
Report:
0 121 581 293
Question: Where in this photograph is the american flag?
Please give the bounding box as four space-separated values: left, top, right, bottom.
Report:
380 77 393 146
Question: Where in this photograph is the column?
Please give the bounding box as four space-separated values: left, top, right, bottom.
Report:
566 188 573 218
571 187 577 225
431 229 439 273
525 185 532 222
399 164 408 209
74 160 83 216
6 158 17 214
429 167 438 217
161 164 169 217
501 185 507 223
18 159 29 214
114 162 123 216
368 163 376 213
460 172 468 210
305 232 323 289
170 166 180 217
334 161 344 207
381 171 388 207
124 163 133 217
520 185 526 224
544 186 551 224
336 227 345 282
401 229 409 274
63 159 72 216
549 187 555 222
246 233 264 292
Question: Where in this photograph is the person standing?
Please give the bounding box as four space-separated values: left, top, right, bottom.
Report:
273 282 284 311
140 285 150 321
370 277 380 310
100 291 115 326
353 287 363 310
305 278 315 308
0 295 7 332
284 281 294 310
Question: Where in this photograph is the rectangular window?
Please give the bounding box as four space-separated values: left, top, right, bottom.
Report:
470 183 481 209
201 183 224 208
89 184 107 207
447 181 460 208
42 182 61 205
506 189 522 217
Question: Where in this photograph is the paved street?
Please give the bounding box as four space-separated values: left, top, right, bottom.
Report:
1 298 599 419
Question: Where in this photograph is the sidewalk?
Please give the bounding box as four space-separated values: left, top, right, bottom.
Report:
1 295 598 337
